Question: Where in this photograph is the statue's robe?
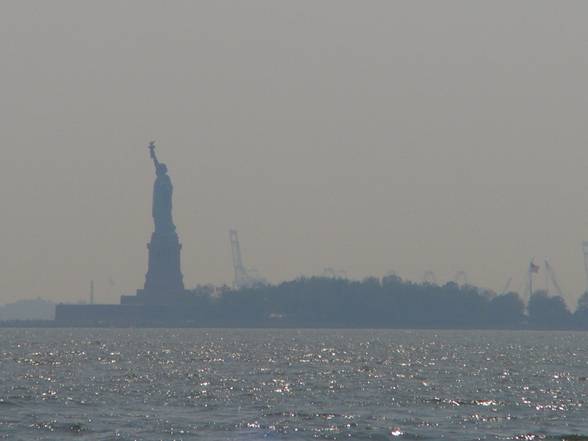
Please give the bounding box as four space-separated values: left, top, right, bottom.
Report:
152 172 175 234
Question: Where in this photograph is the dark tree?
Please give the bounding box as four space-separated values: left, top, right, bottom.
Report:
527 291 572 329
573 291 588 329
488 292 525 327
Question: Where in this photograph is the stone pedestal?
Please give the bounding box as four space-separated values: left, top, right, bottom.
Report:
136 231 186 304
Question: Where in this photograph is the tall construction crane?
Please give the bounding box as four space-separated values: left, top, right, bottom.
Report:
527 258 540 298
229 229 266 290
582 242 588 294
501 277 512 294
544 259 564 297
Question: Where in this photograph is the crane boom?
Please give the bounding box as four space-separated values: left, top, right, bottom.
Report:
544 260 563 296
229 229 266 290
583 242 588 293
501 277 512 294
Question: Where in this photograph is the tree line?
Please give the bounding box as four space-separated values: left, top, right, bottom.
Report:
185 275 588 329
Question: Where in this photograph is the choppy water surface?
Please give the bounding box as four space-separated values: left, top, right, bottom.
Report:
0 329 587 440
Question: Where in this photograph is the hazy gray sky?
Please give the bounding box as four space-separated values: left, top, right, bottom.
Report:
2 1 588 305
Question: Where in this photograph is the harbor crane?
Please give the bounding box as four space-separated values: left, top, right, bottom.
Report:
544 259 564 297
229 229 266 290
501 277 512 294
582 241 588 294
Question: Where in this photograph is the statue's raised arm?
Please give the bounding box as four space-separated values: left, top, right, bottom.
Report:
148 141 161 170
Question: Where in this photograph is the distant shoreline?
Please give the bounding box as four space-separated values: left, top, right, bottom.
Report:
1 320 587 331
5 276 588 330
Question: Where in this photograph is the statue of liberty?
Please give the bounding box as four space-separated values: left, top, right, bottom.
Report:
120 141 185 303
148 142 176 234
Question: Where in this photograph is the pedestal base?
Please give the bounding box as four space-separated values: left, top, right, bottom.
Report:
131 231 186 304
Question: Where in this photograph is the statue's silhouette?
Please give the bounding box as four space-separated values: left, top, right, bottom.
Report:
121 142 186 305
149 142 176 234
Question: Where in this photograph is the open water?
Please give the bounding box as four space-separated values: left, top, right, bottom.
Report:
0 329 587 440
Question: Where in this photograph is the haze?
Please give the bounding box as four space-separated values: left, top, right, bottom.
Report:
2 1 588 306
